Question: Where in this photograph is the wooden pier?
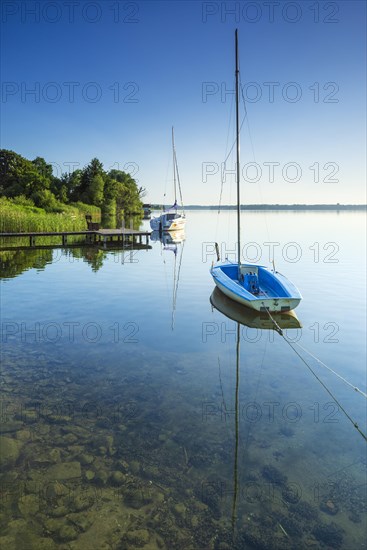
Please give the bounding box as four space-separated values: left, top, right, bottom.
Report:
0 228 151 251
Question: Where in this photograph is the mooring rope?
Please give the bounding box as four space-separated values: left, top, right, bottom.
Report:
262 305 367 443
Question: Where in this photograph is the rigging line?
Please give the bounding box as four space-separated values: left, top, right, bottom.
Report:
262 307 367 443
174 148 185 213
163 154 171 207
264 308 367 399
219 88 235 213
239 71 271 246
293 341 367 400
283 337 367 443
216 85 235 245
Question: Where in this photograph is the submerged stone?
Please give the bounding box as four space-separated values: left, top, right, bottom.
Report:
58 524 78 542
126 529 150 547
0 436 22 468
46 461 81 481
85 469 95 481
111 471 125 486
18 494 39 516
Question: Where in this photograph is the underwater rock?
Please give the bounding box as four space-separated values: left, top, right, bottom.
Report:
17 494 39 516
46 461 81 481
45 480 69 499
85 469 95 481
0 421 24 433
312 521 344 548
0 436 22 468
79 453 95 465
43 517 66 534
94 469 109 486
61 433 78 445
282 483 301 504
125 529 150 547
58 524 78 542
48 506 68 518
124 485 151 509
291 500 319 521
278 516 303 538
320 498 339 515
110 471 125 486
261 464 288 486
173 503 186 518
68 512 94 533
279 425 295 437
49 448 61 463
129 460 140 475
71 493 93 512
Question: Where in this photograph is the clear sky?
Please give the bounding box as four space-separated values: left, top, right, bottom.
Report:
1 0 366 204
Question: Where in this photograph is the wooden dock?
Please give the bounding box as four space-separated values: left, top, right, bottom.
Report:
0 228 151 251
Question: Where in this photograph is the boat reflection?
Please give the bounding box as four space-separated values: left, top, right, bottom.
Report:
150 229 186 246
210 287 301 535
151 229 185 329
210 287 302 330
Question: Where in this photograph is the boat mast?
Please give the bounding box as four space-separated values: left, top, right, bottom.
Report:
235 29 241 274
172 126 177 206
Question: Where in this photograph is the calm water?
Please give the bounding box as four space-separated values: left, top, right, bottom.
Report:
1 211 366 549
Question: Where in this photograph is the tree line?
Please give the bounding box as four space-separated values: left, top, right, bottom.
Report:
0 149 145 218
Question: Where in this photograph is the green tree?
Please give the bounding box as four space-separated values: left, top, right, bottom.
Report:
32 157 53 180
89 174 105 206
78 158 104 203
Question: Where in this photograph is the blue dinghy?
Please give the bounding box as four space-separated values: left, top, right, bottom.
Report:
211 262 302 312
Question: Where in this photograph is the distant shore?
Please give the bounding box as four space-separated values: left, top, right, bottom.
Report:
151 204 366 211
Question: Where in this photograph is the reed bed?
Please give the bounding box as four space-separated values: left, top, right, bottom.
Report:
0 198 100 233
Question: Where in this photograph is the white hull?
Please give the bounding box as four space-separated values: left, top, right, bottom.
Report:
150 214 186 232
213 277 301 313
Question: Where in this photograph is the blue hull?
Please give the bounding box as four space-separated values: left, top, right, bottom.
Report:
211 262 302 312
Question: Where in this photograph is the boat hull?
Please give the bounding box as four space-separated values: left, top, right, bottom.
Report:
210 287 302 329
211 263 302 312
150 215 186 231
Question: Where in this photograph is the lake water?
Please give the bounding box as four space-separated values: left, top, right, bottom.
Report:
1 210 366 549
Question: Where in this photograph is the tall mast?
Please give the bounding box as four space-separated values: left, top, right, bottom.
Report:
172 126 177 205
235 29 241 272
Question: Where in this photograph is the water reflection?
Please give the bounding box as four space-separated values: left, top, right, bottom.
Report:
150 229 186 246
210 288 303 540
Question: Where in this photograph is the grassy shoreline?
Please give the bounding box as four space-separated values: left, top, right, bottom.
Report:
0 197 101 233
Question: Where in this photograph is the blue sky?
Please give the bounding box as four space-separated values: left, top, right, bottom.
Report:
1 0 366 204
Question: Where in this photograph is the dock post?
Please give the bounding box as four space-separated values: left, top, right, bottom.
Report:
62 234 67 246
30 235 35 247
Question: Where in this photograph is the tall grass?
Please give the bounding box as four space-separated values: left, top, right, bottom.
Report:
0 197 100 233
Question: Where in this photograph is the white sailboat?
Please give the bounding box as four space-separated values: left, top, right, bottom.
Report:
211 30 302 313
150 128 186 232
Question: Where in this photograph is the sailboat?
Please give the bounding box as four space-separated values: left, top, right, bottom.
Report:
211 30 302 313
150 128 186 232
